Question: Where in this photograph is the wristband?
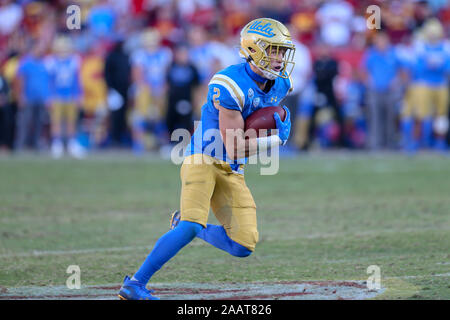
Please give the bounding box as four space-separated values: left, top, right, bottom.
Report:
256 135 282 153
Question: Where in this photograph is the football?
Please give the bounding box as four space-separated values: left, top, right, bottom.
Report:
244 106 287 137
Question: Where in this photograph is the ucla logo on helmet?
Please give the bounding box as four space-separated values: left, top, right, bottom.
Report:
248 21 275 38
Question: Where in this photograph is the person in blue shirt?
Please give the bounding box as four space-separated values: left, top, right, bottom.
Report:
361 31 401 150
118 18 295 300
15 44 51 151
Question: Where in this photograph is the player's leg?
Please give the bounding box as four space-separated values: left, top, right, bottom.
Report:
416 85 433 149
400 86 415 152
432 86 449 151
119 219 204 300
65 102 85 158
50 102 64 158
130 113 147 154
65 102 78 143
120 155 215 299
131 220 204 284
196 164 257 257
196 223 253 257
170 210 252 257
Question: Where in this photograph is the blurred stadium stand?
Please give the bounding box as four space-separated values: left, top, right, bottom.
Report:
0 0 449 157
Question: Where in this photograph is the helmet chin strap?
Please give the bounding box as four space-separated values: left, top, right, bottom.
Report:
250 61 277 81
259 68 278 81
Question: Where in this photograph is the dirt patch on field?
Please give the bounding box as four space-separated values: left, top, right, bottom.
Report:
0 280 384 300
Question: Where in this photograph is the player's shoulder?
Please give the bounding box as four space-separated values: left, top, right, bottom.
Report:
210 63 248 88
208 63 248 111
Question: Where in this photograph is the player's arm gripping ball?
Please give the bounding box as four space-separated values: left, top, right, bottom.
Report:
219 105 258 160
273 105 291 145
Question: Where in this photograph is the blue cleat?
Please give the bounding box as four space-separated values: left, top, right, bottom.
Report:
118 275 159 300
169 210 181 230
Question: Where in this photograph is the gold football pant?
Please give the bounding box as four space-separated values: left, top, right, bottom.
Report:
402 85 449 119
50 101 78 136
179 154 258 251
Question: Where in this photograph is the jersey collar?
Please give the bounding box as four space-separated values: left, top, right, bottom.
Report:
245 62 267 84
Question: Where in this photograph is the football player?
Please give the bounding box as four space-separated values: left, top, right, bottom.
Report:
130 29 172 151
413 19 450 151
401 19 450 152
46 36 83 158
118 18 295 300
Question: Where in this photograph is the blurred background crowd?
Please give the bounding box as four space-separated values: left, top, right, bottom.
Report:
0 0 449 158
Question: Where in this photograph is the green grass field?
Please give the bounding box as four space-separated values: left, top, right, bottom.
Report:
0 152 449 299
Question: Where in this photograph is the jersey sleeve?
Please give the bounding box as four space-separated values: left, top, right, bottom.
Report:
208 73 245 112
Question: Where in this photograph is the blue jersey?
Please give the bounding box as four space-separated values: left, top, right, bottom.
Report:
186 62 292 173
415 42 450 87
46 55 81 101
132 48 172 97
18 55 51 104
396 43 420 83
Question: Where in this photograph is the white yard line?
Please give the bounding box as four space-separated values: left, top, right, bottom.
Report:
0 245 151 258
1 273 448 299
384 272 450 280
1 225 449 259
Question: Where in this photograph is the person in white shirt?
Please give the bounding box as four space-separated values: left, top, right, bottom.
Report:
315 0 354 47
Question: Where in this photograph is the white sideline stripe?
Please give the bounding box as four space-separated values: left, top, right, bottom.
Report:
0 240 208 258
1 226 449 258
0 245 151 258
263 226 450 242
385 272 450 280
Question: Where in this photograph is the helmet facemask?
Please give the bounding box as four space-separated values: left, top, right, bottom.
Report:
239 18 296 80
253 40 295 80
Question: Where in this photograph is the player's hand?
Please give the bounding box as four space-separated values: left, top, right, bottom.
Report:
273 105 291 145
